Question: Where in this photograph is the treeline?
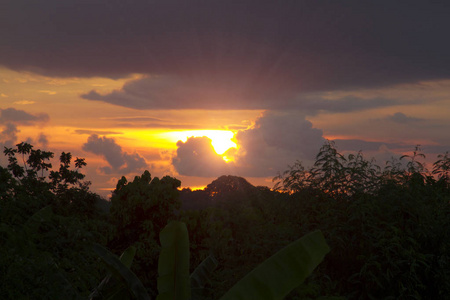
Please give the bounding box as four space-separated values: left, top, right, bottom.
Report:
0 141 449 299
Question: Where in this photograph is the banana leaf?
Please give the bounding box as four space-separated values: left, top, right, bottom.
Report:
190 254 218 289
190 254 219 299
219 230 330 300
93 243 150 300
156 221 190 300
90 245 137 300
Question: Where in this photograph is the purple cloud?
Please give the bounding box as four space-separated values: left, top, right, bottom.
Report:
82 134 147 174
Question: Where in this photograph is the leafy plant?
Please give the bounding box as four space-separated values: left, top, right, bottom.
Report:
273 141 450 298
94 221 329 300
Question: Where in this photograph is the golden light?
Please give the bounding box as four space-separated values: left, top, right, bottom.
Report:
162 130 237 156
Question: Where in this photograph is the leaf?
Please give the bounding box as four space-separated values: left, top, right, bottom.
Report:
190 254 219 299
93 243 150 300
190 254 219 289
90 246 137 300
219 230 330 300
156 221 190 300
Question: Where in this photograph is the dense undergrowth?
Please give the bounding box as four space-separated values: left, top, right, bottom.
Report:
0 141 449 299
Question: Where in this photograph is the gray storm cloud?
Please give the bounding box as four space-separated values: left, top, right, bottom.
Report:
2 1 450 111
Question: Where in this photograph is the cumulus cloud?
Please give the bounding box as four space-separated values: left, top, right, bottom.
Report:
172 136 231 177
172 111 326 177
171 111 442 179
0 108 49 125
82 134 147 174
232 111 326 176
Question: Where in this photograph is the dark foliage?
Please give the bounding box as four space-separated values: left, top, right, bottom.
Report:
0 143 111 299
1 141 449 299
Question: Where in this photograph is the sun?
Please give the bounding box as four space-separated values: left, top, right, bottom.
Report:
162 129 237 156
206 130 236 155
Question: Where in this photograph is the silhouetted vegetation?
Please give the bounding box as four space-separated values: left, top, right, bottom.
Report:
1 141 449 299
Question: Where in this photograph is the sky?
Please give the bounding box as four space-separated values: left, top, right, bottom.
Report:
1 1 450 196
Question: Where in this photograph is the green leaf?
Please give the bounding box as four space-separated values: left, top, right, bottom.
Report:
219 230 330 300
156 221 190 300
190 254 219 289
90 246 137 300
190 254 219 299
93 244 150 300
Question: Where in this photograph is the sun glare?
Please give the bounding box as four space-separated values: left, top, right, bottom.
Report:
162 130 237 156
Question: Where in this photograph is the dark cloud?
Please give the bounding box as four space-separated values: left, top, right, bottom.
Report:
385 112 424 123
296 96 403 115
0 108 49 125
82 134 147 174
172 136 231 177
82 75 407 111
2 1 450 109
333 139 407 152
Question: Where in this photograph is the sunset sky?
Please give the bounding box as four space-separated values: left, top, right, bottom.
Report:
1 1 450 196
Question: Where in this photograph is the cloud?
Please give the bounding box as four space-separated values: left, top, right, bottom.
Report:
232 111 326 176
172 136 231 177
81 74 409 111
385 112 424 123
13 100 35 105
0 108 49 149
74 129 123 135
295 96 404 115
82 134 147 174
37 133 49 148
333 139 407 152
101 116 165 123
172 110 443 179
172 111 326 177
0 108 49 125
94 115 205 130
0 123 19 148
2 1 450 100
